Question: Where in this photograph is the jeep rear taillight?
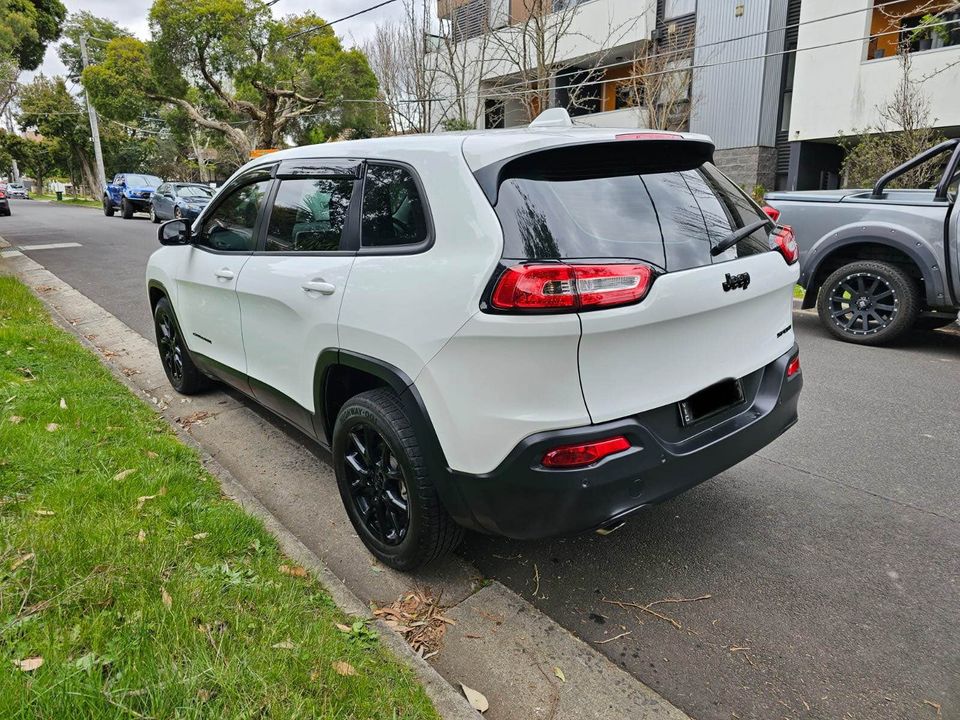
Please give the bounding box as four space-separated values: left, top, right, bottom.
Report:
772 226 799 265
491 263 655 312
542 436 631 468
762 205 780 222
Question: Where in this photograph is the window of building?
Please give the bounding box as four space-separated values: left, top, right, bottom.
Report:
361 164 429 248
196 180 271 252
664 0 696 20
265 178 355 252
868 2 960 59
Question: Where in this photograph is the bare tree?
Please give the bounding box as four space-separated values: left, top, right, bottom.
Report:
364 0 440 134
620 25 696 131
484 0 645 123
433 6 493 129
840 52 946 189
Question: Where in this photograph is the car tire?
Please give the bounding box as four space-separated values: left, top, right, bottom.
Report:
121 199 134 219
914 312 958 331
174 207 182 219
153 296 211 395
333 388 463 570
149 205 159 223
817 260 920 345
103 197 114 217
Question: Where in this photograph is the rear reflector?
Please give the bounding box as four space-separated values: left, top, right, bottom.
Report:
762 205 781 222
491 263 655 312
772 225 799 265
786 353 800 378
615 132 681 141
542 436 631 468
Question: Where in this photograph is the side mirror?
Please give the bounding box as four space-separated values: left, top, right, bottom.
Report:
158 218 191 246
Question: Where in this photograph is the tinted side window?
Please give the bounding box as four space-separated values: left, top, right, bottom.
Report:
361 164 428 247
197 180 271 252
690 163 769 260
266 178 355 252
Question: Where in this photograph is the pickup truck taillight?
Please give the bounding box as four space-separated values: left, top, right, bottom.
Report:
772 226 799 265
491 263 656 312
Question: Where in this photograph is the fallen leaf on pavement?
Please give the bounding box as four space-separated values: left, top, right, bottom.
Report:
13 657 43 672
279 564 308 578
161 587 172 609
8 415 23 424
177 410 211 428
137 530 146 543
45 423 59 432
332 660 356 676
35 509 55 516
113 469 135 482
460 683 488 713
11 553 35 570
59 398 67 410
553 666 566 683
272 640 296 650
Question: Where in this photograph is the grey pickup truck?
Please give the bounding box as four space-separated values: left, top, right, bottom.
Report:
765 139 960 345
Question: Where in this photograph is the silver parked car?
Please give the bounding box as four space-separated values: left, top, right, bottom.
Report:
766 139 960 344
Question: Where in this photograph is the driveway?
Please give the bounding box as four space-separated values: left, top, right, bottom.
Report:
2 199 957 720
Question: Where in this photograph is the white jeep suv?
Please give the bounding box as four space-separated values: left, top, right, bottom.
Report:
146 118 803 570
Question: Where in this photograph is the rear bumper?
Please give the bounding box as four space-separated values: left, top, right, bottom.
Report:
445 345 801 539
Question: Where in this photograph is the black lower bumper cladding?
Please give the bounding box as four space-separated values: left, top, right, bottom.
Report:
446 344 802 539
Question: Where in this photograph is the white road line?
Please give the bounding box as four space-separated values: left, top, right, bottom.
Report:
17 242 83 251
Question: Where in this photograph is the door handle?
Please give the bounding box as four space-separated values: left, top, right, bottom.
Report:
214 268 235 280
301 280 336 295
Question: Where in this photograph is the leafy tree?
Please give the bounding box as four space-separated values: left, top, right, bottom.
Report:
0 0 67 70
57 11 132 82
83 0 383 157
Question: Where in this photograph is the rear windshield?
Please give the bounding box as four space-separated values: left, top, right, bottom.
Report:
494 161 770 271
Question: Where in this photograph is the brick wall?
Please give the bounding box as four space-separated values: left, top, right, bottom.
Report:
713 146 778 193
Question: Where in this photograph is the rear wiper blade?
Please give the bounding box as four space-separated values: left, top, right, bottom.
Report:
710 218 772 257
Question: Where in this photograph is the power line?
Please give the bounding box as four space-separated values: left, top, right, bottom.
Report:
287 0 400 40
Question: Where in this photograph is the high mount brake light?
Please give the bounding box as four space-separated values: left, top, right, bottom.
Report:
542 436 631 468
762 205 781 222
491 263 655 311
772 225 799 265
615 132 681 141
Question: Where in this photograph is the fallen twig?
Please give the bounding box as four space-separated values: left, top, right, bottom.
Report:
601 594 713 631
532 563 540 596
595 630 632 644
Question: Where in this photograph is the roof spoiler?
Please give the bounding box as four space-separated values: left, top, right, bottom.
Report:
472 137 715 205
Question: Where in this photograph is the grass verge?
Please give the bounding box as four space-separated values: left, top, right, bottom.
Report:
794 284 805 300
30 194 102 208
0 276 438 719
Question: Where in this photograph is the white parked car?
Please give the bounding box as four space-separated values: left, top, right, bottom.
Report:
146 111 803 569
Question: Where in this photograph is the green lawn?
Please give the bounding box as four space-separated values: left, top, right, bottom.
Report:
0 277 437 719
31 193 102 209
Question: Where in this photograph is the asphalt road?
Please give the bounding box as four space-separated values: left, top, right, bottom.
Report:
2 199 958 720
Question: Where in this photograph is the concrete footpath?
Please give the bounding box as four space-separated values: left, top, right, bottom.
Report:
1 237 693 720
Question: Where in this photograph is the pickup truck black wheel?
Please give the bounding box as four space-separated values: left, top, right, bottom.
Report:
103 196 114 217
333 388 463 570
121 199 134 219
818 260 919 345
153 297 211 395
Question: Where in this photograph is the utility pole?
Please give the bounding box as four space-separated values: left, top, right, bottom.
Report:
79 34 107 193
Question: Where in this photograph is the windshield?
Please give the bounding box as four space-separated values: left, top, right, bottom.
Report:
126 175 162 187
177 185 213 199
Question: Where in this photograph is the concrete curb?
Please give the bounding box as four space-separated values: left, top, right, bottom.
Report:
1 237 694 720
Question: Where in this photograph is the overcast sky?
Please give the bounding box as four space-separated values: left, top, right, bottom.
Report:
24 0 405 82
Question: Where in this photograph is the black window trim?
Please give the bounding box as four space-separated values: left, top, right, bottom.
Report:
191 164 277 256
352 158 435 256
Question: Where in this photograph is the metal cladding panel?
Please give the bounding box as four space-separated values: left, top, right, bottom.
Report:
759 0 789 148
691 1 773 150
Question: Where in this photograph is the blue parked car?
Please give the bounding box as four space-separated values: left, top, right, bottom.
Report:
149 182 215 223
103 173 163 219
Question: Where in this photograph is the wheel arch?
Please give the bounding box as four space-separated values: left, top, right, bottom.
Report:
147 279 169 312
314 349 474 528
800 229 944 310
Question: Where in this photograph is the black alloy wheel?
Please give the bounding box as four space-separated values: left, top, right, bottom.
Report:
343 422 409 546
817 260 919 345
152 297 210 394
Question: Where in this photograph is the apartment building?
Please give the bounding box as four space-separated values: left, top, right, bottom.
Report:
435 0 798 190
786 0 960 190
